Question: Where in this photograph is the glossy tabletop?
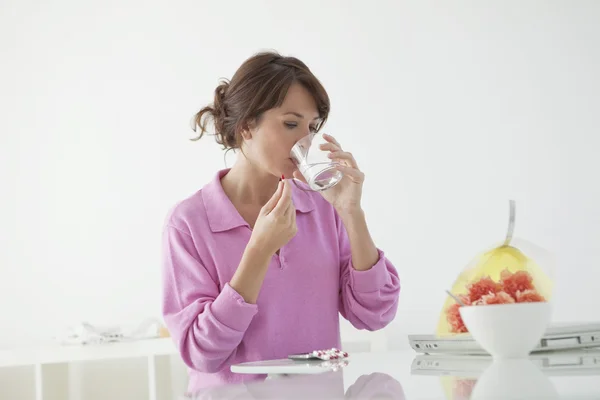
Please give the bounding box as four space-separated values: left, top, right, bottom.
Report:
190 348 600 399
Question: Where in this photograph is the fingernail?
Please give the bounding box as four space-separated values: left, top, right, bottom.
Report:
281 174 285 180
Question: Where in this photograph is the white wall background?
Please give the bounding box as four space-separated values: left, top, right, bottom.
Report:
1 0 599 349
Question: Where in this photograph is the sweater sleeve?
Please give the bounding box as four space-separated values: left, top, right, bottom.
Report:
336 211 400 330
161 224 258 373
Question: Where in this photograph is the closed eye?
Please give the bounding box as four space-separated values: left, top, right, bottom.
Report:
284 121 318 133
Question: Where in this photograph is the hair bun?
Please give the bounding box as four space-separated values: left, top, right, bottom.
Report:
213 81 229 119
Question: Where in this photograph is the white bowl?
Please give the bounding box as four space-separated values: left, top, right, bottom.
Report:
459 302 552 358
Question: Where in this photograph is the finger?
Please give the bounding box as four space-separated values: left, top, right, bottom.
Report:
287 199 297 224
319 142 342 152
293 170 308 184
284 202 296 219
272 179 293 215
322 133 342 148
282 192 295 215
334 164 365 182
328 151 359 168
290 204 297 227
261 180 284 214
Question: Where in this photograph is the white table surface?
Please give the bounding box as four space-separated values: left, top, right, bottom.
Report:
190 348 600 399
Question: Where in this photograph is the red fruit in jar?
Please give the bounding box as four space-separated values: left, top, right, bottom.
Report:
501 269 535 299
516 289 546 303
478 290 515 305
447 303 468 333
467 276 503 303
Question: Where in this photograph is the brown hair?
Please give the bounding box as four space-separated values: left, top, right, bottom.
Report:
191 51 330 150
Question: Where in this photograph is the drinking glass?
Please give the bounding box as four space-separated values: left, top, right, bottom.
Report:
290 132 343 191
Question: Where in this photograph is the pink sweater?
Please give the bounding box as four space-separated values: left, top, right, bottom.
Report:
161 169 400 391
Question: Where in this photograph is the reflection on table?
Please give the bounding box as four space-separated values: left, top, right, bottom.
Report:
411 347 600 399
190 371 406 400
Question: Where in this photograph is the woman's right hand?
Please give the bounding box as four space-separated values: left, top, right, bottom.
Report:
249 179 297 256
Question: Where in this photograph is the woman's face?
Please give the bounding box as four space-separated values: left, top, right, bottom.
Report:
243 83 321 179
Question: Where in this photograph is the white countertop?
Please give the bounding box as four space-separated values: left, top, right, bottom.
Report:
190 348 600 399
2 341 599 399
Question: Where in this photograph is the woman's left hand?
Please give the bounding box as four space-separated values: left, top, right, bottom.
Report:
292 133 364 215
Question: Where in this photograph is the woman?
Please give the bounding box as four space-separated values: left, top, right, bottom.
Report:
161 51 400 391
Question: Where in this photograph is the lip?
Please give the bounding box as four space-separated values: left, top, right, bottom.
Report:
287 159 300 173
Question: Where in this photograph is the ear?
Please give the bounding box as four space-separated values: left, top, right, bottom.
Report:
240 128 252 140
240 118 256 140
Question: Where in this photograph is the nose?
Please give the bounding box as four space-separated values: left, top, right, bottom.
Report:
300 125 313 139
291 130 309 148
